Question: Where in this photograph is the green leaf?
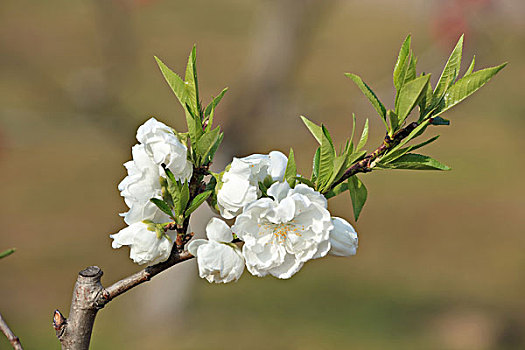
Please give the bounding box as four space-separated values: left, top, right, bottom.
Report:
430 116 450 125
185 45 201 117
185 102 203 145
394 35 411 91
437 63 507 116
300 116 323 144
180 182 190 214
317 125 335 190
345 73 388 129
388 119 431 154
356 118 369 151
433 35 464 102
418 73 434 116
204 87 228 130
405 53 417 83
346 150 367 166
204 132 223 165
348 176 367 221
396 74 431 125
327 154 348 191
324 181 349 199
162 165 177 184
155 56 190 109
0 248 15 259
295 176 315 187
349 113 357 150
311 147 320 182
464 55 475 77
379 153 450 170
381 135 440 163
387 110 399 132
150 198 174 218
185 190 212 217
285 148 297 187
194 126 221 165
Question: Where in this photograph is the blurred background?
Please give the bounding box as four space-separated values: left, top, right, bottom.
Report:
1 0 524 349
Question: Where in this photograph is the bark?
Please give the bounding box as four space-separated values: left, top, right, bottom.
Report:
0 313 23 350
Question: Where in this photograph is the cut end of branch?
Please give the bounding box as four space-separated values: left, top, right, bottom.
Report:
79 266 103 278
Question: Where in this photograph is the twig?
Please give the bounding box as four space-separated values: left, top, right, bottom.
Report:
0 313 23 350
101 250 194 302
331 121 423 188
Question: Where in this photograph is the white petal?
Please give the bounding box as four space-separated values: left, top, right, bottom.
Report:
206 217 233 242
290 184 327 208
187 239 208 256
267 181 290 202
269 151 288 181
329 217 358 256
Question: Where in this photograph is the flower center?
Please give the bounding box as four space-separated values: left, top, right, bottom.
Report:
258 221 304 244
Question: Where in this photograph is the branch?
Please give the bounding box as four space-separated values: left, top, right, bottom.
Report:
0 312 23 350
331 120 423 188
54 249 194 350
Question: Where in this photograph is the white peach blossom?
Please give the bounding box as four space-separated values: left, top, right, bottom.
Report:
329 217 358 256
232 182 333 279
217 151 288 219
110 221 175 265
187 218 244 283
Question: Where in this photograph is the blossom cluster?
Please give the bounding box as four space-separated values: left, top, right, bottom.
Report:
111 118 358 282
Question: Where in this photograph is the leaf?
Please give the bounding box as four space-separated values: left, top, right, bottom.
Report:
345 73 388 129
285 148 297 187
403 53 417 84
437 63 507 116
0 248 15 259
204 87 228 130
418 73 434 116
185 102 203 145
295 176 315 187
311 147 320 182
379 153 450 170
356 118 369 151
324 181 349 199
180 182 190 214
162 165 177 184
204 132 223 165
396 74 431 125
430 116 450 125
155 56 190 109
464 55 475 77
194 126 221 164
393 35 411 92
348 176 368 221
388 119 431 154
150 198 174 218
381 135 440 163
185 190 212 217
346 150 367 166
300 116 323 144
387 110 399 132
327 154 348 190
184 45 201 117
433 35 464 102
317 125 335 190
349 113 356 150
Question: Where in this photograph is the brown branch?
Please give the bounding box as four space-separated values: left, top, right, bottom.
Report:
331 121 424 189
0 312 23 350
101 250 194 302
54 249 194 350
